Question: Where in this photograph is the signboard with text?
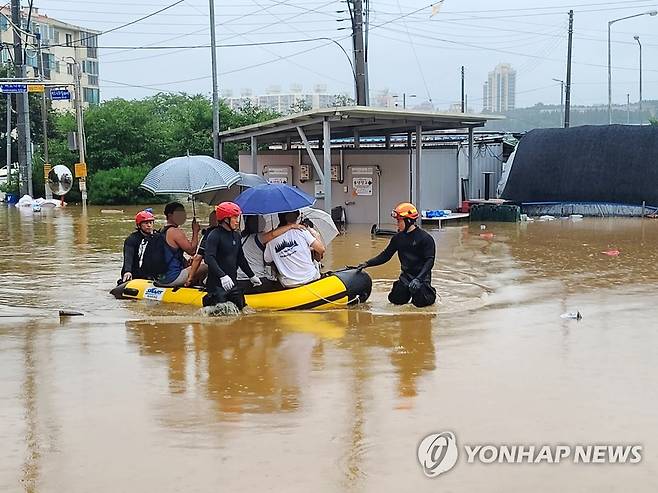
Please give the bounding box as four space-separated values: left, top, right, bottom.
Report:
50 88 71 100
1 84 27 93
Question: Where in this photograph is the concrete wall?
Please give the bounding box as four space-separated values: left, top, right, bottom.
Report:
239 150 411 226
240 143 504 224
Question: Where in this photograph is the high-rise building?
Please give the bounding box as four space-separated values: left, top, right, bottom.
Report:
483 63 516 113
0 7 100 110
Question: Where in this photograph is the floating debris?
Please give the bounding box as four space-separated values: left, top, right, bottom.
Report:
560 311 582 320
601 249 620 257
59 310 84 317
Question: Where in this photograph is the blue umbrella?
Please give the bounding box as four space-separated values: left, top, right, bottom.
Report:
235 183 315 214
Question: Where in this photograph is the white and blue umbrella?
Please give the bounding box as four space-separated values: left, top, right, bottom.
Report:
140 155 240 195
193 172 269 205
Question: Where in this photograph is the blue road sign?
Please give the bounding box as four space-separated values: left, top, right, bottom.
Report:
50 88 71 100
1 84 28 93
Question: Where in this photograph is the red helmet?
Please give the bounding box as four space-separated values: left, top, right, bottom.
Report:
215 201 242 220
135 210 155 226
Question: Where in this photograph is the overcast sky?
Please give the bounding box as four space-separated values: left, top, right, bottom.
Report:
43 0 658 110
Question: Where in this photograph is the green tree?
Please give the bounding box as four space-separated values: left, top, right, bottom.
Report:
289 99 312 114
11 91 279 204
332 94 356 107
650 117 657 126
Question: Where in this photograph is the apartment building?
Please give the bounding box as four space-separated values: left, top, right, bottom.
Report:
0 7 100 110
483 63 516 113
224 84 342 114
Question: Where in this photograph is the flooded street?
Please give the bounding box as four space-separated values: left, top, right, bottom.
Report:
2 204 658 492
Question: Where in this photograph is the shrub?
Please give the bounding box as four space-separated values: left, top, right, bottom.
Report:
88 165 163 205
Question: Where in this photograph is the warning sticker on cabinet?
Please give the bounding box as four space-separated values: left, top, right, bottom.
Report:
353 177 373 196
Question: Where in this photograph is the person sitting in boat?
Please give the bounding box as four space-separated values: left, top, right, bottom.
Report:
203 202 262 309
184 210 217 287
120 210 155 283
159 201 200 287
264 210 326 289
236 215 306 293
357 202 436 307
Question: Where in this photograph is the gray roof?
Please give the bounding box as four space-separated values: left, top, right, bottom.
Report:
219 106 503 143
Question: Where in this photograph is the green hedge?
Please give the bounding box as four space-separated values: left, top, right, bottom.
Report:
88 165 164 205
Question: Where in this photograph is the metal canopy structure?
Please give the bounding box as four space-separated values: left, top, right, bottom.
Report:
218 106 502 215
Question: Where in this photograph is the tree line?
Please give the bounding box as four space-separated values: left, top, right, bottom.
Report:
2 90 279 204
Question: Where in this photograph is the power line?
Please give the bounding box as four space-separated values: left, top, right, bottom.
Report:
394 0 432 103
48 0 187 48
375 25 658 74
99 0 339 61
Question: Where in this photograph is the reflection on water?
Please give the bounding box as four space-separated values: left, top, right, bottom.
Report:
125 311 436 418
2 206 658 491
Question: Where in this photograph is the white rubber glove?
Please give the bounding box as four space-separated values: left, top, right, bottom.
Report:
122 272 132 282
250 276 262 287
220 275 235 291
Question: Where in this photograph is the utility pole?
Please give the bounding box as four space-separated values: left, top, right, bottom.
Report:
564 10 574 128
11 0 33 197
209 0 220 159
552 78 564 126
634 35 642 123
72 61 87 206
626 93 630 124
461 66 465 112
352 0 368 105
36 33 51 199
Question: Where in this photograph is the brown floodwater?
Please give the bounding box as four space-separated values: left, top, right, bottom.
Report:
1 205 658 492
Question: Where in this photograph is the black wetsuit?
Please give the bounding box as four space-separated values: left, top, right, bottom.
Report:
197 226 217 256
364 227 437 307
203 226 255 308
121 230 152 280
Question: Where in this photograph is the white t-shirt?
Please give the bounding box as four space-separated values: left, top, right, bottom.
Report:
237 234 275 281
264 229 320 288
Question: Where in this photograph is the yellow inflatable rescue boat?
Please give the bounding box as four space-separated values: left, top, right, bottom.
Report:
110 268 372 311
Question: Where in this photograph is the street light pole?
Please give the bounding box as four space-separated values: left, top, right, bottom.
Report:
552 78 564 127
634 35 643 123
608 10 657 124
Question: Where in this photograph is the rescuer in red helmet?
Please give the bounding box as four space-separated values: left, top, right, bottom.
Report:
120 210 156 283
357 202 437 307
203 202 261 309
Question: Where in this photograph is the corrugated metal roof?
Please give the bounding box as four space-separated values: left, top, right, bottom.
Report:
219 105 504 143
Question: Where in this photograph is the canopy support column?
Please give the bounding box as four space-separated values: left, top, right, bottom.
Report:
468 126 474 199
323 118 332 213
250 136 257 174
415 124 423 225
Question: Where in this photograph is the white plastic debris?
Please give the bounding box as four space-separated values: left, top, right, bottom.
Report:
560 311 582 320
